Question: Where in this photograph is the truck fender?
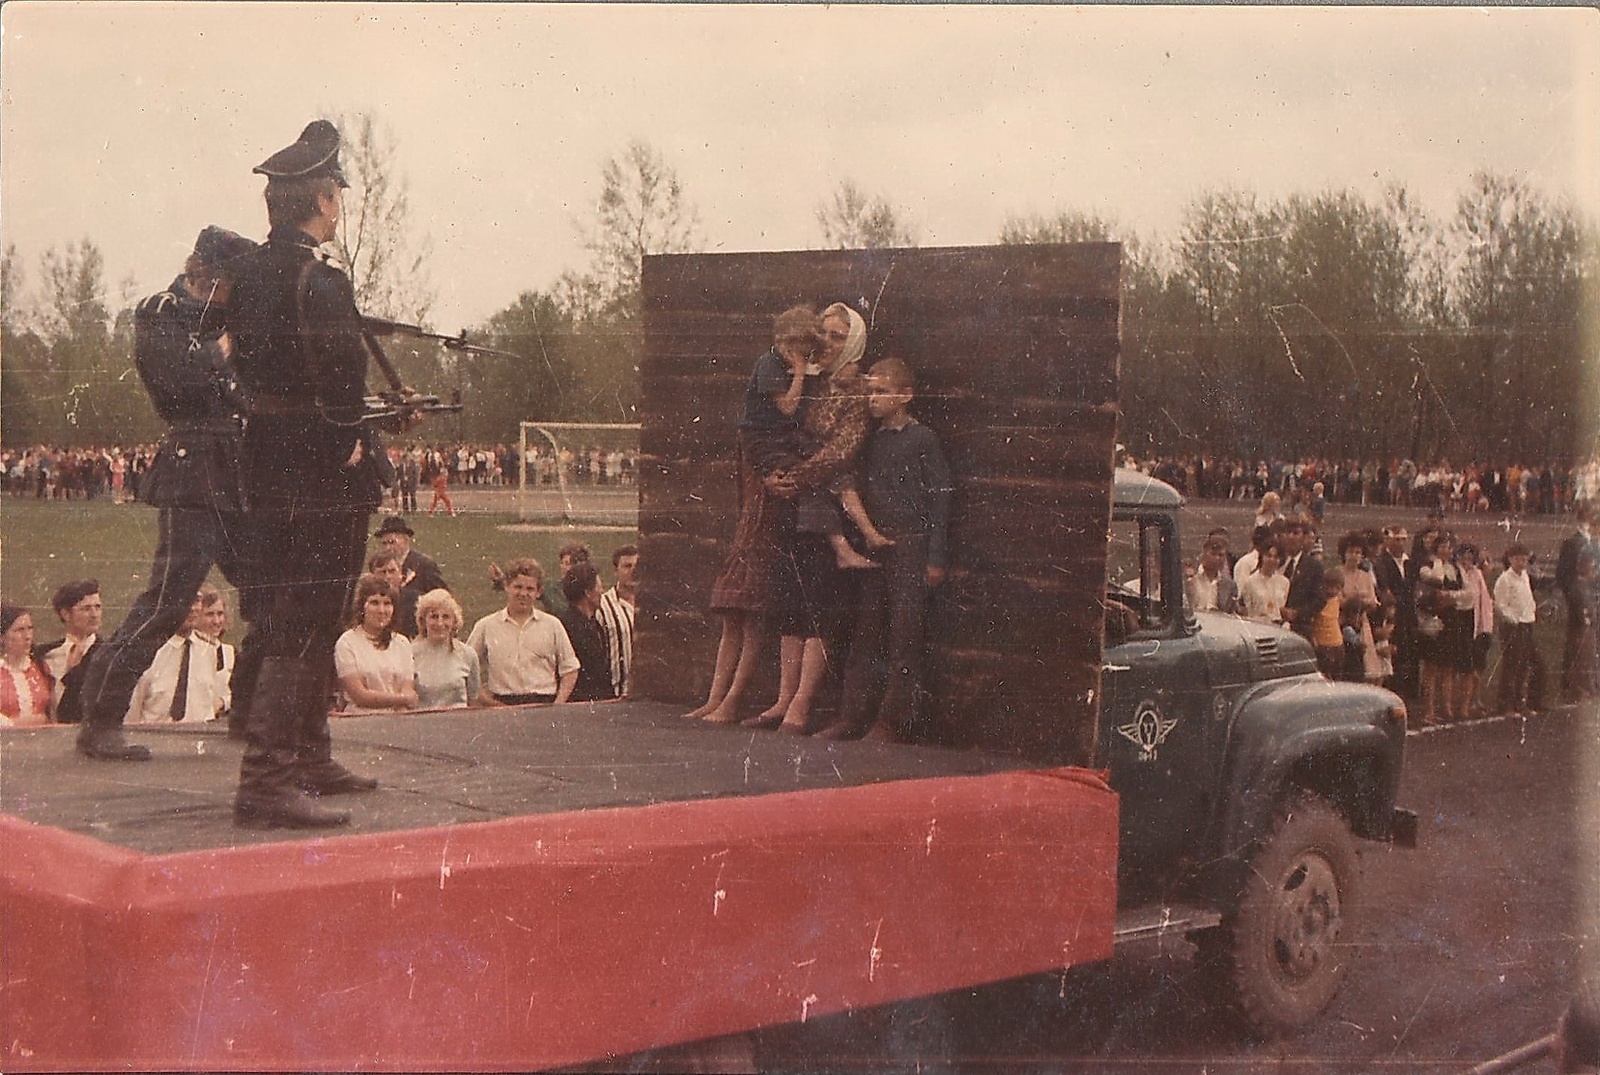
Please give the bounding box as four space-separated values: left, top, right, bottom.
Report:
1201 683 1405 909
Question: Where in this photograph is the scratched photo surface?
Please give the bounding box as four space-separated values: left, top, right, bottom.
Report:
1 3 1597 1072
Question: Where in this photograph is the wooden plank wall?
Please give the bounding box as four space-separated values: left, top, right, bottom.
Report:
634 245 1121 767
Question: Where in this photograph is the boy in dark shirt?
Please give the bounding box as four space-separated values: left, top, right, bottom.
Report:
821 357 952 742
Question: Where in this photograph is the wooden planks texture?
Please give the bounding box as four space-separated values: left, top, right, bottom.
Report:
634 245 1121 766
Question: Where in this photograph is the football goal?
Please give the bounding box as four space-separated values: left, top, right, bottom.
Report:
517 421 641 529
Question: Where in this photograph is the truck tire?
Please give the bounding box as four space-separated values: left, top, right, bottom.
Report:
1202 790 1360 1038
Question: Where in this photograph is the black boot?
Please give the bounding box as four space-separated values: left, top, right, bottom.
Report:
294 667 377 795
76 725 153 761
74 655 152 761
235 658 350 829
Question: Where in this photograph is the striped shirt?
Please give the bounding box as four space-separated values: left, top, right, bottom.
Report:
596 587 635 697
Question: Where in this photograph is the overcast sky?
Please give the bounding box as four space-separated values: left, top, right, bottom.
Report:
2 3 1596 332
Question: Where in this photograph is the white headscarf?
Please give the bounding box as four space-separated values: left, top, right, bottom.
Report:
819 302 867 378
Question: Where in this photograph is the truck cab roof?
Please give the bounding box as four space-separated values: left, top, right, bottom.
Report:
1113 468 1184 512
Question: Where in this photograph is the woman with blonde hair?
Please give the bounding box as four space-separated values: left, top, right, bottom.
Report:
411 588 481 709
1254 490 1284 530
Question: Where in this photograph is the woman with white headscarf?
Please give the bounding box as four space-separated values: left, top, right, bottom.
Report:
745 301 877 733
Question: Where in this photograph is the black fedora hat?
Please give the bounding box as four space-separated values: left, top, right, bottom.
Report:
373 516 415 539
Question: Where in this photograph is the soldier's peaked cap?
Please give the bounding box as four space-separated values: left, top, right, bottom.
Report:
253 120 349 187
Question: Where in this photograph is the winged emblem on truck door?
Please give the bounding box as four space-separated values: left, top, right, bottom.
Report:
1117 700 1178 762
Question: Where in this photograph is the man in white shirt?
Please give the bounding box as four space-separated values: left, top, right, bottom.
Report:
1186 538 1237 614
36 579 103 720
127 592 224 725
596 545 638 698
467 558 579 706
192 587 235 720
1493 543 1544 716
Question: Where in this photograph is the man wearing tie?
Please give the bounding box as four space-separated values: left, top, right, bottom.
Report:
126 592 224 725
34 579 104 721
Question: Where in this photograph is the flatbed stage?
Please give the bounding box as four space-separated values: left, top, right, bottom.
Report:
0 700 1030 855
0 700 1118 1071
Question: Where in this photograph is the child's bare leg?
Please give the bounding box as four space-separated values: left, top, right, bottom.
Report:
745 635 802 726
830 533 880 570
686 614 743 718
841 489 894 550
780 637 829 733
704 619 766 723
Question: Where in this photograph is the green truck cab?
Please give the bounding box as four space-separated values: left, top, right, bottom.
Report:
1103 468 1415 1035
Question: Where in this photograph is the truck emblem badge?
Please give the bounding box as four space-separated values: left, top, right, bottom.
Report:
1118 701 1177 762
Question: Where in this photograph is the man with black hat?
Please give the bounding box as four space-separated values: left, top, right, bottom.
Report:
74 226 262 762
373 515 447 639
225 120 390 828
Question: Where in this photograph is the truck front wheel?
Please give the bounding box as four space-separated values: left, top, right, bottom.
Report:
1201 790 1361 1038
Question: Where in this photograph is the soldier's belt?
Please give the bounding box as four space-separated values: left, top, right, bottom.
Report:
169 418 245 435
248 397 323 416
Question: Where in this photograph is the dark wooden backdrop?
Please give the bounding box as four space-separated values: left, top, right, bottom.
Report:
633 244 1121 767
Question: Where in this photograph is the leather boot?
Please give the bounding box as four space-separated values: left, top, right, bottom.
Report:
235 657 349 829
76 725 153 761
295 669 377 795
74 654 151 761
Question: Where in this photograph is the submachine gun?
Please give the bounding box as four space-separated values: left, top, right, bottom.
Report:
358 316 520 428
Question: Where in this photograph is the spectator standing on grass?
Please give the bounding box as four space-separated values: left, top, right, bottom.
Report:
1373 525 1418 698
1456 543 1495 718
597 545 638 699
558 562 617 703
373 515 447 640
1557 501 1597 701
411 589 481 710
428 468 456 517
36 579 103 723
1493 543 1544 716
469 558 578 706
125 590 225 726
334 574 418 715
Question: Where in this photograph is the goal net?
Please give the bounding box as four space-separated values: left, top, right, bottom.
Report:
517 422 641 528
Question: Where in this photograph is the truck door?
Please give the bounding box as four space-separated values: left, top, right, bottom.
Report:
1099 512 1220 899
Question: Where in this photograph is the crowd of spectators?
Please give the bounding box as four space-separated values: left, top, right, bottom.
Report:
2 441 643 506
1129 454 1600 517
1 526 641 728
1184 495 1600 725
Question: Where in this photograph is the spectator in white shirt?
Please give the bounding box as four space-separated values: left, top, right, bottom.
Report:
467 558 579 706
333 574 418 715
1493 543 1544 716
126 592 224 725
596 545 638 698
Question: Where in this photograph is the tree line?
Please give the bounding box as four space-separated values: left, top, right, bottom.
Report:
3 116 1595 465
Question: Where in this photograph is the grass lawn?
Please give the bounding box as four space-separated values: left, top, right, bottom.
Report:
0 497 637 635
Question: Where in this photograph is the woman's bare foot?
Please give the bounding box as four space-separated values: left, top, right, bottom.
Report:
741 708 785 729
835 547 881 570
700 702 744 724
861 528 896 551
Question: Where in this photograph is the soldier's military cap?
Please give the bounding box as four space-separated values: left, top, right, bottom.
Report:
191 226 259 267
252 120 349 187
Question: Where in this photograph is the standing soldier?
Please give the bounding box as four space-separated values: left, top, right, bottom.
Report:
74 226 260 762
227 120 387 828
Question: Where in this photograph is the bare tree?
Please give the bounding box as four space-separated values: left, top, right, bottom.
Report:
816 179 917 249
571 138 702 318
328 111 436 325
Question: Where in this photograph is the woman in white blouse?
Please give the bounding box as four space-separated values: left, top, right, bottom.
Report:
1239 544 1290 625
411 588 481 709
334 574 418 714
0 604 53 726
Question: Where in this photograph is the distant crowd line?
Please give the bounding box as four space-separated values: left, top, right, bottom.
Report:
1 441 642 504
1126 454 1600 518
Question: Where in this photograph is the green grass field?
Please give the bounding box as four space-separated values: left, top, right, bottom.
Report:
0 497 637 634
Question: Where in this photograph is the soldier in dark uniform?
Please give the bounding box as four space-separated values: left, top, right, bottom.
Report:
227 120 386 829
74 226 261 762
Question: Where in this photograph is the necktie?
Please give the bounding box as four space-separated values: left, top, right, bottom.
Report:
66 641 84 672
169 638 192 722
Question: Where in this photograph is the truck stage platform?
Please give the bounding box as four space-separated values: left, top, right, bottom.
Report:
1 700 1119 1071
